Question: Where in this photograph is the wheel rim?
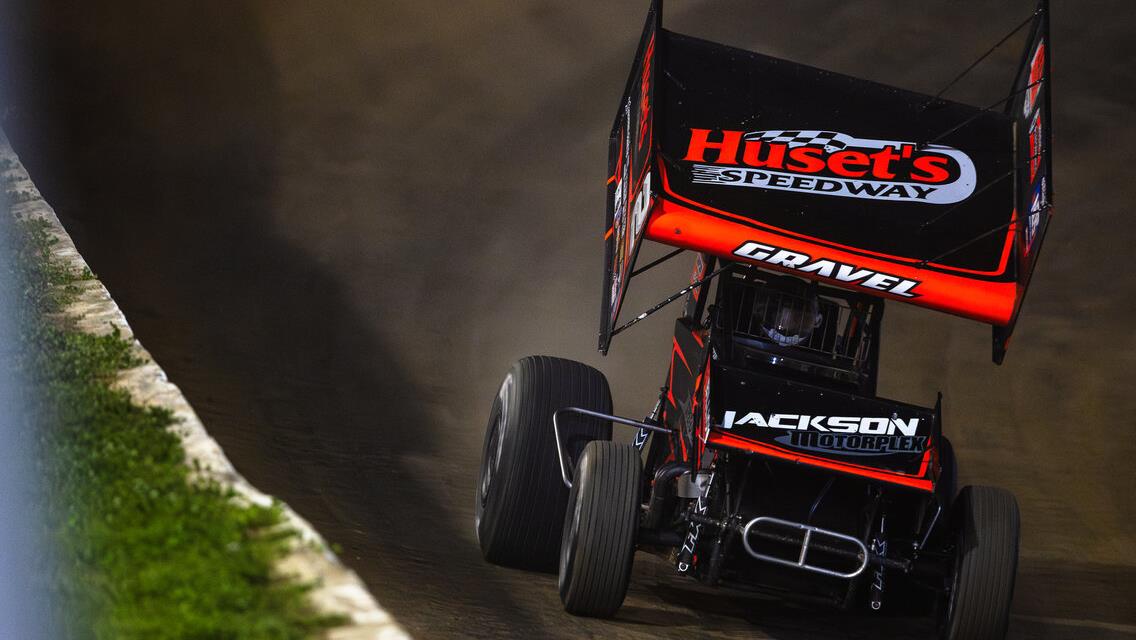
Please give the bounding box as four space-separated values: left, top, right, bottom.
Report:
476 374 512 533
940 535 963 637
479 409 502 508
558 480 583 594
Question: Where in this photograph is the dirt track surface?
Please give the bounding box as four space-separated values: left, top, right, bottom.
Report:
4 1 1135 637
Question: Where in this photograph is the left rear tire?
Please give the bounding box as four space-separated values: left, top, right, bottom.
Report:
558 441 641 618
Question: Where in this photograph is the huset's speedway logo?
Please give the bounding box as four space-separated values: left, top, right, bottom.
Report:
684 128 977 205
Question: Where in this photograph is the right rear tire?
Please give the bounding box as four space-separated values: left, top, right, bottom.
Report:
476 356 612 572
941 485 1020 640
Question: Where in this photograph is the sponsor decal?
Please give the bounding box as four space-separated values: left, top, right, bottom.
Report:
722 411 921 435
699 367 711 443
1028 109 1043 183
691 253 707 291
631 171 653 239
683 253 711 318
677 472 714 574
1022 40 1046 119
633 427 650 451
733 241 921 298
1026 177 1047 254
684 128 977 205
609 113 630 312
636 33 655 150
608 27 657 324
776 432 927 457
721 411 926 456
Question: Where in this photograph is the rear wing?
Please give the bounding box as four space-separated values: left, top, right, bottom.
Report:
599 0 1054 364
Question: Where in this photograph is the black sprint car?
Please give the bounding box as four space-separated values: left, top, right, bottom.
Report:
477 2 1053 638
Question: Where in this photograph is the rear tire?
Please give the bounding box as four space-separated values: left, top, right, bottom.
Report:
941 485 1020 640
476 356 612 572
558 441 641 618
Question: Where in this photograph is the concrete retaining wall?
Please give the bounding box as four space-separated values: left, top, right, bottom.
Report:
0 129 409 640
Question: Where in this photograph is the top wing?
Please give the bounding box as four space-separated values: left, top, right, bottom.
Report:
600 1 1053 364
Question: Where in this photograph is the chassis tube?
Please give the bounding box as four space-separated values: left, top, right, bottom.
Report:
552 407 671 488
688 513 912 573
643 462 689 529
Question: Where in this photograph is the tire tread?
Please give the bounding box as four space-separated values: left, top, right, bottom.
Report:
945 485 1020 640
560 441 640 617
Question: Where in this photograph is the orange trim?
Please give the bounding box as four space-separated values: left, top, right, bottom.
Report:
707 431 934 492
607 174 618 185
672 337 692 373
645 200 1017 325
604 226 614 240
658 161 1015 278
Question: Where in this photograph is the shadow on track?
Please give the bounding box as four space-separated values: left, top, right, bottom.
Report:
2 1 536 634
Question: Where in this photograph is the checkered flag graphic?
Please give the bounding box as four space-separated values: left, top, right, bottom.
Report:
744 130 852 153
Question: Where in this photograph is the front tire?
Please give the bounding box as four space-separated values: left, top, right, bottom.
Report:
941 485 1020 640
558 441 641 618
476 356 612 572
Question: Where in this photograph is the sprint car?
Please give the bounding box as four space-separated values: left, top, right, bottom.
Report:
477 2 1053 638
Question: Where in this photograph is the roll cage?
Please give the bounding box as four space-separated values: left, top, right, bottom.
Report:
711 267 883 396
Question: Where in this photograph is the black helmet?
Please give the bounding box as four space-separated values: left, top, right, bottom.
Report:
758 275 823 347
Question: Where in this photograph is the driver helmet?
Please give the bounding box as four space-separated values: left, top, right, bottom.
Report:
759 276 823 347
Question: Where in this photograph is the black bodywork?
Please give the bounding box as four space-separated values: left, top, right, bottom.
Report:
618 261 949 607
569 0 1048 616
